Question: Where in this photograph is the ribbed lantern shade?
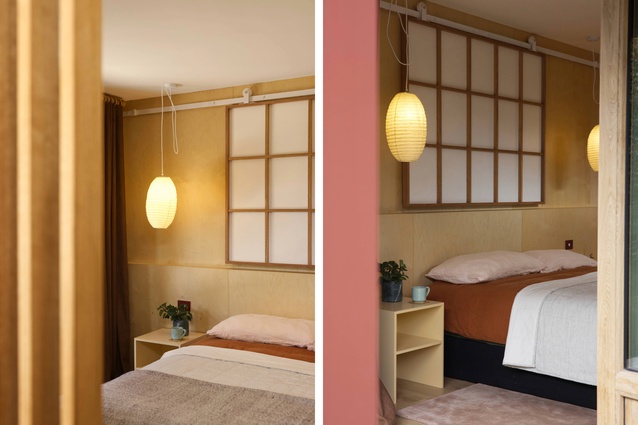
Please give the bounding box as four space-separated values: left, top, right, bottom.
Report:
385 92 427 162
587 125 599 172
146 176 177 229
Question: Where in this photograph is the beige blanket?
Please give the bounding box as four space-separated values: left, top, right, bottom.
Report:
102 369 314 424
145 346 315 400
103 345 315 424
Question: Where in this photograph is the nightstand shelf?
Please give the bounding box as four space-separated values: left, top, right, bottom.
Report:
396 333 440 354
379 299 444 403
134 328 206 369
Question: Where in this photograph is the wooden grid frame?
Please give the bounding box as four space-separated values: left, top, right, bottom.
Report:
403 19 546 209
226 96 315 269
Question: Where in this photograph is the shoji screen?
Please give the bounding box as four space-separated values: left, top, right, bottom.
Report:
227 97 315 268
404 20 545 208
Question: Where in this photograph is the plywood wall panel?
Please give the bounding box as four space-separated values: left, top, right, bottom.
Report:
543 56 598 208
128 264 229 339
521 207 598 257
228 270 315 320
413 211 523 278
124 105 226 266
378 214 416 287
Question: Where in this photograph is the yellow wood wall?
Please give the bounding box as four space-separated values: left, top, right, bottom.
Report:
378 2 599 291
123 77 315 346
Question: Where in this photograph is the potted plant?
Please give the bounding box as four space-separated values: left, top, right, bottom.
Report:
157 302 193 335
379 260 409 302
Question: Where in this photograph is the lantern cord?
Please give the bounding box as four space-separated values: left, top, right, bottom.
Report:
159 84 180 176
386 0 412 92
592 50 599 105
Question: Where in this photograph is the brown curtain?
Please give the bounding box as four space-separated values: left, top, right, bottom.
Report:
104 94 131 380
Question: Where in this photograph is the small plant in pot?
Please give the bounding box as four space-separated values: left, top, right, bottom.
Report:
379 260 409 302
157 302 193 336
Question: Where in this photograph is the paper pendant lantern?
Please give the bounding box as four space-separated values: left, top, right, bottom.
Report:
146 176 177 229
385 92 427 162
587 125 599 172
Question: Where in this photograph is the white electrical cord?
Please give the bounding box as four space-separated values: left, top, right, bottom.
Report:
159 84 180 176
592 50 599 105
386 0 412 91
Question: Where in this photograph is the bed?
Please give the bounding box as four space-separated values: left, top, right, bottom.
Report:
425 249 598 409
102 314 315 424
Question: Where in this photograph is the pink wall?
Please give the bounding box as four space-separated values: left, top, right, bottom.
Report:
324 0 379 423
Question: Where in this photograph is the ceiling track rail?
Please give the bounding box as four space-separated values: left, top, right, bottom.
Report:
123 88 315 117
379 1 599 69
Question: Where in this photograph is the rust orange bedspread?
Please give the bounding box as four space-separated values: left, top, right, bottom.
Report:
428 266 597 345
192 335 315 363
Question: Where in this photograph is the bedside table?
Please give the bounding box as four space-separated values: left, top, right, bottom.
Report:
134 328 207 369
379 298 444 402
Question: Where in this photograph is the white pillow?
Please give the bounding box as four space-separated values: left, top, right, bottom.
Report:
426 251 543 284
524 249 597 273
207 314 315 351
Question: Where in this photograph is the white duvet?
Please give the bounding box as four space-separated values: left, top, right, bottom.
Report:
502 272 597 385
143 345 315 400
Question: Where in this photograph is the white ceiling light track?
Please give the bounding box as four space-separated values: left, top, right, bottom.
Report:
123 88 315 117
379 1 599 69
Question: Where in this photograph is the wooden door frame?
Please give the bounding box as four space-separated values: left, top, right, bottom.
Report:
598 0 630 423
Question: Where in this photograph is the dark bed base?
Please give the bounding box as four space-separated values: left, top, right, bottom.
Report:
444 333 597 409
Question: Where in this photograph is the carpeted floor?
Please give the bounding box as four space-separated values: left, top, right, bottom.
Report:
397 384 596 425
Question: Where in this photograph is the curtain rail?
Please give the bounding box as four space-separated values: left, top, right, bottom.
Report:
103 94 126 106
123 88 315 117
379 1 599 69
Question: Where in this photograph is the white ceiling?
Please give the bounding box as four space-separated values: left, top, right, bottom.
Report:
102 0 315 100
102 0 601 101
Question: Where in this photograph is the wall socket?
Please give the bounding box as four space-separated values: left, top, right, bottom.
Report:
565 240 574 250
177 300 191 311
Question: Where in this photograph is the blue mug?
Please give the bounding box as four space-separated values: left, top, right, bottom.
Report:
171 327 186 340
411 285 430 303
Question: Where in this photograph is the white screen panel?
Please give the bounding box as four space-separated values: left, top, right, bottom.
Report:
270 157 308 209
409 148 437 203
229 212 265 263
498 100 519 150
230 105 266 157
311 100 315 152
409 22 437 84
442 90 467 146
229 159 265 209
522 155 542 202
498 47 519 98
471 151 494 203
270 212 308 265
411 85 438 144
471 96 494 148
522 104 542 152
441 31 467 89
442 149 467 203
498 153 518 202
471 39 494 94
270 101 309 155
523 53 543 103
